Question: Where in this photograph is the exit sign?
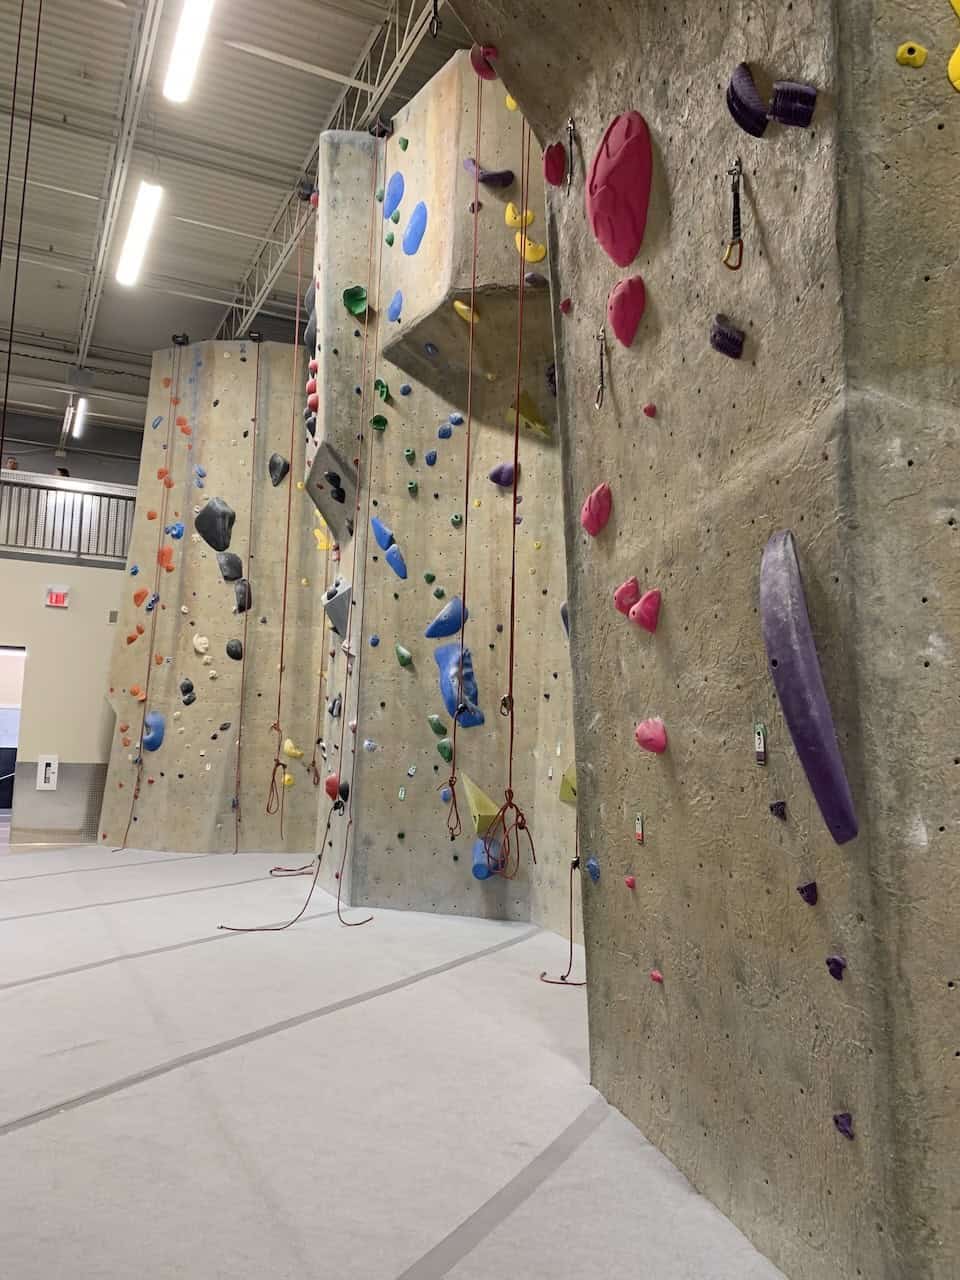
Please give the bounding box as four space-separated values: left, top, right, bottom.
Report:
45 586 70 609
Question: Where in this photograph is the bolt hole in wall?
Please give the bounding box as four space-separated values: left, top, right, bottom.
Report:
0 646 28 841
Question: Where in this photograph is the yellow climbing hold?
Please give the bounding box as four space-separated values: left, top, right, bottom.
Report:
314 525 333 551
283 771 295 788
559 763 577 807
460 772 500 835
505 93 518 111
950 1 960 91
508 390 552 440
515 231 547 263
896 42 927 67
296 480 305 490
472 498 482 508
534 540 542 550
453 299 479 324
283 738 304 759
301 577 309 586
505 202 534 229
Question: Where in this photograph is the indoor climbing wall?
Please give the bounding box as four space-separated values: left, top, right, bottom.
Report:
99 340 326 855
447 2 959 1278
305 52 578 932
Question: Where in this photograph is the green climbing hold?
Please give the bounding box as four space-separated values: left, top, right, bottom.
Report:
376 186 384 202
385 232 395 247
428 714 448 737
407 480 419 496
437 737 453 763
404 447 416 464
395 643 413 668
424 572 436 584
433 586 445 599
398 137 409 151
390 209 401 224
374 378 389 400
451 513 463 528
371 414 388 432
342 285 368 318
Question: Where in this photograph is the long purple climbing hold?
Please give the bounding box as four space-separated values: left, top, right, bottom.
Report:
760 530 858 845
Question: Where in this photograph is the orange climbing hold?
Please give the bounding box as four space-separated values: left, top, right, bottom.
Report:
170 396 180 406
154 653 164 665
125 633 138 646
130 685 147 702
136 623 145 635
158 546 175 572
122 737 131 747
179 424 192 436
163 475 175 487
118 722 129 733
157 467 168 480
162 377 172 388
175 416 187 427
147 510 158 520
133 588 148 607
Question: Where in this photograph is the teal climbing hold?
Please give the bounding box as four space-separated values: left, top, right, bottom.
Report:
428 714 448 736
424 572 436 584
437 737 453 763
407 480 418 496
395 643 413 667
433 587 445 599
404 447 416 464
450 513 463 528
371 414 388 432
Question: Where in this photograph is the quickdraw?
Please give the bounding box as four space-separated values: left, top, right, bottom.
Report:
722 157 743 271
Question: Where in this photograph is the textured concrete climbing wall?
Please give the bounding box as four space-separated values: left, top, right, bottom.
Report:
448 2 960 1278
99 340 326 855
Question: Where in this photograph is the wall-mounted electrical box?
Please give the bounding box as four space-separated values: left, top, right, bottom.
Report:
36 755 59 790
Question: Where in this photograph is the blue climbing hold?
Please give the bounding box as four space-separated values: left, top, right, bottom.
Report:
434 642 484 727
425 596 467 638
194 466 206 479
371 515 395 550
449 412 464 426
472 836 504 880
440 787 452 804
130 565 139 576
151 416 163 430
165 522 185 540
145 593 159 613
425 450 437 467
387 290 403 323
586 857 600 883
143 711 165 752
370 634 380 648
385 544 407 579
399 384 412 396
383 171 405 219
438 424 452 440
402 200 428 255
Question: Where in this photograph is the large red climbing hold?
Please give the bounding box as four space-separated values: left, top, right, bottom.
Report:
580 482 612 537
324 772 340 801
614 576 641 615
586 111 653 267
635 717 667 753
307 393 319 412
607 276 646 347
469 43 498 80
543 142 566 187
305 378 317 396
629 588 662 633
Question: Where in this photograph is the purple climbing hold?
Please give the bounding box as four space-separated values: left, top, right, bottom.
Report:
524 272 547 288
826 955 847 981
797 881 818 906
770 800 787 820
769 81 818 128
371 516 395 550
425 450 437 467
489 462 515 488
425 596 467 638
726 63 770 138
438 424 453 440
710 314 746 359
463 157 514 188
385 544 407 579
833 1112 855 1141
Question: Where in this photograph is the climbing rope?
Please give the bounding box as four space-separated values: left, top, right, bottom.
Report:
539 816 585 986
444 71 485 841
219 805 336 932
0 0 27 277
483 118 537 879
232 339 264 853
307 535 332 786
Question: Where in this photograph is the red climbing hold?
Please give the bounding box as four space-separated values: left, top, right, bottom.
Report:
650 969 664 984
469 43 498 80
614 576 641 615
157 467 168 480
324 772 340 801
157 546 175 573
629 588 661 634
643 403 657 418
307 393 319 413
580 482 612 537
308 358 318 374
146 510 158 520
624 875 636 890
586 111 653 268
125 633 137 646
133 588 148 608
135 623 145 635
543 142 566 187
607 276 646 347
635 717 667 753
559 298 572 315
305 378 317 396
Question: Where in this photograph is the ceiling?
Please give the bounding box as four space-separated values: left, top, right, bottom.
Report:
0 0 470 445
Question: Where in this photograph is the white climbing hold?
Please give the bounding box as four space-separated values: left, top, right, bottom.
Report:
193 634 209 655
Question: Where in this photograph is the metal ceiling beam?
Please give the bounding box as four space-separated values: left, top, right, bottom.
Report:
8 374 146 408
224 42 375 93
1 336 151 378
214 0 449 341
74 0 165 367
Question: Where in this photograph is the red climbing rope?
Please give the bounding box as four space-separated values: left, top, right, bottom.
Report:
219 805 336 932
483 117 537 879
444 71 485 841
539 815 585 986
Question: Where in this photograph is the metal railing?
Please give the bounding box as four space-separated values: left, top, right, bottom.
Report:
0 471 136 564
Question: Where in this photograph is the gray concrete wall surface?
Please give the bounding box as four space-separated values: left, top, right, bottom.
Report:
449 2 959 1278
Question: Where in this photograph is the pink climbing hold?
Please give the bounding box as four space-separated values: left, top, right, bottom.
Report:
586 111 653 268
469 43 498 80
308 359 318 374
543 142 566 187
607 276 646 347
624 875 636 890
305 378 317 395
643 403 656 418
613 576 641 615
650 969 664 984
324 772 340 801
559 298 572 315
580 482 612 536
629 588 662 634
307 393 319 412
635 717 667 754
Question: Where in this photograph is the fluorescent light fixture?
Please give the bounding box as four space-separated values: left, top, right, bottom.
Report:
163 0 215 103
73 397 88 439
115 180 163 286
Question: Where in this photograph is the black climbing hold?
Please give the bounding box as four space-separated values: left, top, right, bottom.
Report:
328 693 342 719
217 551 243 582
710 314 746 360
235 579 252 613
770 800 787 820
546 361 557 397
180 679 194 696
324 470 342 487
797 881 818 906
560 602 569 636
303 310 317 353
195 497 236 552
226 639 243 660
182 691 196 706
332 487 346 504
219 722 231 731
769 80 818 129
172 332 190 346
338 780 350 801
268 453 290 486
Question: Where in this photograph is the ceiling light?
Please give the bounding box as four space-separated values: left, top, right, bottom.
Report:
115 180 163 286
73 397 88 439
163 0 215 104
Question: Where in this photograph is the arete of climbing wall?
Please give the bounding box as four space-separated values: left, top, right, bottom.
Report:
100 340 326 855
306 52 578 931
446 2 960 1278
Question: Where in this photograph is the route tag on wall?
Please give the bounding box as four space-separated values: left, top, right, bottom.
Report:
754 722 767 766
635 813 644 844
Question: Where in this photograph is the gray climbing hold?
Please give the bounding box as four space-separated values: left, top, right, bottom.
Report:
195 497 236 552
235 579 252 613
226 639 243 660
269 453 290 486
322 578 352 638
217 551 242 581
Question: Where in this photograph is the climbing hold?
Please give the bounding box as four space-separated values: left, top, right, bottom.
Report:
489 462 515 487
580 482 612 536
130 565 139 575
585 857 600 883
624 875 636 890
726 63 770 138
438 424 453 440
385 232 395 247
363 739 378 752
614 577 641 615
460 773 499 833
510 390 550 438
440 787 452 804
770 800 788 821
369 634 380 648
895 42 927 68
453 299 478 324
226 639 242 660
635 718 668 753
306 393 319 413
192 635 209 656
437 737 453 763
463 157 514 188
710 314 746 360
505 93 517 111
469 43 498 80
505 202 534 229
407 481 418 496
760 530 858 844
308 358 318 374
424 572 436 584
559 297 572 315
450 513 463 528
165 522 185 540
194 497 236 551
399 384 411 396
179 679 194 697
328 693 342 719
133 588 149 608
385 545 407 579
282 771 295 789
143 711 165 751
449 412 464 426
425 596 467 638
146 510 158 521
234 579 252 613
402 201 428 255
629 588 662 634
433 587 445 599
424 341 439 358
833 1113 855 1140
305 379 317 396
558 763 577 807
383 171 405 219
125 632 138 646
797 881 818 905
404 447 416 464
342 285 368 317
524 272 547 288
371 414 388 432
560 601 569 636
472 836 503 880
130 685 147 702
650 970 664 984
543 141 566 187
217 551 242 582
607 276 646 347
157 546 175 574
434 643 484 726
826 955 847 982
643 403 656 418
427 714 447 737
283 739 304 759
268 453 290 486
387 290 403 323
395 643 413 668
374 378 389 401
322 578 352 638
425 450 437 467
375 186 384 202
398 136 409 151
769 81 818 128
324 772 340 801
182 691 196 706
586 111 653 267
390 209 400 224
515 232 547 263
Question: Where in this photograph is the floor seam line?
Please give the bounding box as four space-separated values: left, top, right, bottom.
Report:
0 872 282 922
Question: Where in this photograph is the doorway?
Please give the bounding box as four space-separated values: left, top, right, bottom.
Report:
0 645 27 847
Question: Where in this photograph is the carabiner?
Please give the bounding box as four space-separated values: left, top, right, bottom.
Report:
722 158 743 271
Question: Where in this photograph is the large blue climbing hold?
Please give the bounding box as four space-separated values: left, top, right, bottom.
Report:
371 515 395 550
438 424 453 440
425 449 438 467
385 544 407 579
472 836 504 881
387 290 403 323
143 711 165 752
402 201 428 255
383 171 405 219
425 596 467 638
434 642 484 727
